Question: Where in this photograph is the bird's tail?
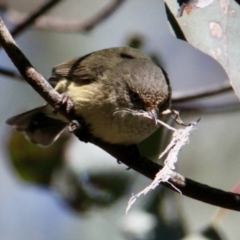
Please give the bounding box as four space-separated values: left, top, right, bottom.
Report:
6 105 68 146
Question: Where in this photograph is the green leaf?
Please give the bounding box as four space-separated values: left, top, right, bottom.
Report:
165 0 240 99
7 130 69 185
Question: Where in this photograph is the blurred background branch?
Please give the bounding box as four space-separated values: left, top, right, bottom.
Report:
1 0 125 33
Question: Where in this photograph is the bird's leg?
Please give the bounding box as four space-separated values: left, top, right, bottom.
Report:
68 119 81 132
50 93 91 142
68 118 92 143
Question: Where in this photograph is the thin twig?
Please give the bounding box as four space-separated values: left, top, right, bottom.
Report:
0 66 24 81
5 0 125 33
172 81 233 103
10 0 61 37
77 0 125 31
173 102 240 113
1 17 240 211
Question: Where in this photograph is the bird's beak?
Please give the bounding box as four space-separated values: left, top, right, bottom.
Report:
148 108 158 125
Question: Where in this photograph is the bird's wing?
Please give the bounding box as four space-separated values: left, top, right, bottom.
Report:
48 53 96 86
48 47 152 87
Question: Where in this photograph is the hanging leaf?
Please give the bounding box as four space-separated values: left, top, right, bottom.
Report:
165 0 240 99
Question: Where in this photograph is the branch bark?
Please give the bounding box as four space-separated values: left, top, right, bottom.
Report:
10 0 61 37
172 81 233 103
0 66 24 81
4 0 125 33
1 17 240 211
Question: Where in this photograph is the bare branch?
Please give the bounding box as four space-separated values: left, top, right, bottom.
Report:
172 81 233 103
9 0 61 37
96 141 240 212
0 17 64 110
5 0 125 33
173 102 240 113
0 66 24 81
1 17 240 211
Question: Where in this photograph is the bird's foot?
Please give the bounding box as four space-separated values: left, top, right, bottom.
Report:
68 119 92 143
52 93 73 115
68 120 81 132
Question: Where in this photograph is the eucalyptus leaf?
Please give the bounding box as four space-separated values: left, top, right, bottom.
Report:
165 0 240 99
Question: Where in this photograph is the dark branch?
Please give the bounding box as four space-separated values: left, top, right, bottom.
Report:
10 0 61 37
91 140 240 211
173 102 240 113
0 66 24 81
1 17 240 211
77 0 125 31
172 81 233 103
4 0 125 33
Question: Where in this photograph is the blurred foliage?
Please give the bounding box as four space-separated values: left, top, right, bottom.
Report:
7 130 69 185
126 34 144 49
201 225 225 240
7 129 132 212
52 166 131 212
146 189 186 239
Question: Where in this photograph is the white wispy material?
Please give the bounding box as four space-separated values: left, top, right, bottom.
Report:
126 120 197 214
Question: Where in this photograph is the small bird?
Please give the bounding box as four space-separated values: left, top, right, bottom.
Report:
6 47 171 146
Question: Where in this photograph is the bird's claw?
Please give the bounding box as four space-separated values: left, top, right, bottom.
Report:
52 93 73 115
68 119 92 143
68 120 81 133
171 109 191 126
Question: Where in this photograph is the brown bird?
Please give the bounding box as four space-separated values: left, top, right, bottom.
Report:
6 47 171 146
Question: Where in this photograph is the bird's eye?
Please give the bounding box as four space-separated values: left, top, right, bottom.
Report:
131 92 139 101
